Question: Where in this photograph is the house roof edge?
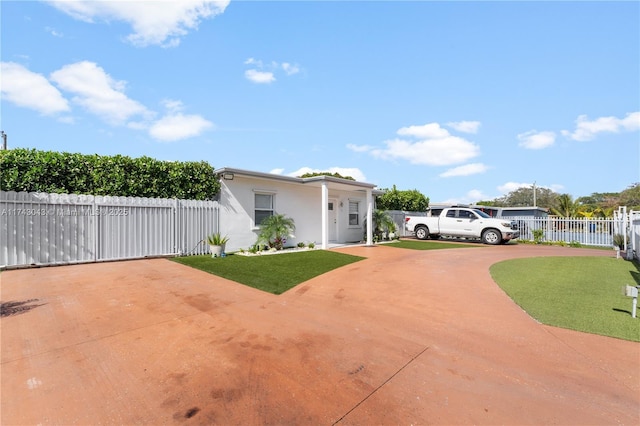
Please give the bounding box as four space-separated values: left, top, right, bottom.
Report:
214 167 378 190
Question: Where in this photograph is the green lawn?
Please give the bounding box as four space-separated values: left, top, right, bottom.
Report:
490 257 640 342
171 250 365 295
387 239 483 250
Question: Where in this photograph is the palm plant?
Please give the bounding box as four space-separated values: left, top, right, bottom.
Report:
206 232 229 246
257 213 296 250
365 210 396 241
551 194 581 217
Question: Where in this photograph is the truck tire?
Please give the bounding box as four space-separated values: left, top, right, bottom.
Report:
415 226 429 240
482 228 502 245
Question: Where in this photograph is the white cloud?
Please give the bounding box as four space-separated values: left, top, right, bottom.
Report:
360 122 480 166
281 62 300 75
371 136 480 166
243 57 301 83
497 182 533 194
346 143 375 153
517 130 556 149
244 58 262 66
4 61 213 142
148 98 213 141
244 69 275 84
561 111 640 141
446 121 481 134
269 168 285 175
0 62 70 115
285 167 367 182
148 113 213 142
45 27 64 37
45 0 229 47
161 99 186 114
397 123 449 139
439 163 489 178
50 61 151 125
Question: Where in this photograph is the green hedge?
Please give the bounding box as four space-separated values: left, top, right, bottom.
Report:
376 185 429 212
0 148 219 200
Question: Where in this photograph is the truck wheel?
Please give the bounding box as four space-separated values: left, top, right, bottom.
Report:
482 229 502 245
415 226 429 240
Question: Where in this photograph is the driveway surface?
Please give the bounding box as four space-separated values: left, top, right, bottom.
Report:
1 244 638 425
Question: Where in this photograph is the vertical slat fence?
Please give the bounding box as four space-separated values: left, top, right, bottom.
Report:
1 191 218 268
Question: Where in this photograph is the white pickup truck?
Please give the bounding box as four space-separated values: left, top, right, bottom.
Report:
404 207 520 245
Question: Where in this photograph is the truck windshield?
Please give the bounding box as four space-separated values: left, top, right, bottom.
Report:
474 209 491 218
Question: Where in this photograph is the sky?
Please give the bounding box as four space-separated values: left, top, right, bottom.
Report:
1 0 639 204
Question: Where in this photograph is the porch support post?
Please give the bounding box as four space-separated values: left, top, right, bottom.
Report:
321 181 329 249
366 188 373 246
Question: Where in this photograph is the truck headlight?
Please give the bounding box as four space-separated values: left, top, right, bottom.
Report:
501 222 512 228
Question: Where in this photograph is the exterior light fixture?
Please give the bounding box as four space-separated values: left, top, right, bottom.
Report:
223 173 234 180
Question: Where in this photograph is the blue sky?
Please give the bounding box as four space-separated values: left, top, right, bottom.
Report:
1 1 639 203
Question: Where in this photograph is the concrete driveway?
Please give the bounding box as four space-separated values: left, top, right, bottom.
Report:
1 244 638 425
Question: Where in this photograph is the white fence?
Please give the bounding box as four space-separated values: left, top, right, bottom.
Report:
1 191 219 268
631 211 640 260
511 216 618 247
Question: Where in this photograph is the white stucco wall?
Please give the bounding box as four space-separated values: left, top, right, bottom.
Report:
218 175 368 252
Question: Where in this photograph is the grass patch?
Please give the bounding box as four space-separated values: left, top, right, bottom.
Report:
171 250 365 295
490 257 640 341
387 239 483 250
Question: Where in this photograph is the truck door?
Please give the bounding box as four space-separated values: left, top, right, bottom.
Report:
459 209 482 237
440 209 477 237
438 209 459 235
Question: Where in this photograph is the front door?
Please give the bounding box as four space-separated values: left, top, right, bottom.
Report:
328 199 337 241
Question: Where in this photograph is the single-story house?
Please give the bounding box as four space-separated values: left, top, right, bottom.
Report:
213 167 381 252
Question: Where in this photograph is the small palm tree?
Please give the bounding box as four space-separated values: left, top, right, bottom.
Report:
257 214 296 250
365 210 396 241
551 194 581 217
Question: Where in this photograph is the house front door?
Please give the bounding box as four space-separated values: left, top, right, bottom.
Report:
328 199 337 241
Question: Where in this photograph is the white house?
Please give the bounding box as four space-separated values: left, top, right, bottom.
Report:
213 167 380 252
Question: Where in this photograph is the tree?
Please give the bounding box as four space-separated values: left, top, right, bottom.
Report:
619 183 640 209
256 214 296 250
364 210 396 241
376 185 429 212
494 186 559 208
551 194 581 217
475 200 500 206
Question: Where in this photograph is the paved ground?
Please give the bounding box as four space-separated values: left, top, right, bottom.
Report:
1 243 638 425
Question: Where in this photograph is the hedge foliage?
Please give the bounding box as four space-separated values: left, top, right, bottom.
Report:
0 148 219 200
376 185 429 212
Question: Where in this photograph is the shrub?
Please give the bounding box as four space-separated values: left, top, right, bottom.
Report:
532 228 545 244
256 214 296 250
613 234 625 249
0 148 219 200
206 233 229 246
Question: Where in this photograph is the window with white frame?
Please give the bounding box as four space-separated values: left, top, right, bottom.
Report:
255 193 274 225
349 201 360 226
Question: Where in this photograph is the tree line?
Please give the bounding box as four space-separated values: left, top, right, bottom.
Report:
476 184 640 217
372 181 639 218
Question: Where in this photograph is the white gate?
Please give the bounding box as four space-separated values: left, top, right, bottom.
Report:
1 191 218 268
